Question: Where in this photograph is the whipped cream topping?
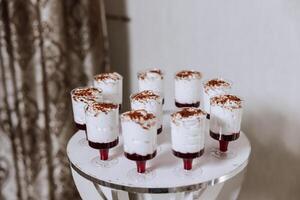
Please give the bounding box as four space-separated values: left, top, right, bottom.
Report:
94 72 122 82
171 108 206 126
71 87 102 103
210 94 242 109
175 70 202 80
138 68 164 80
172 107 206 119
204 78 231 93
86 102 118 115
121 109 156 130
131 90 161 102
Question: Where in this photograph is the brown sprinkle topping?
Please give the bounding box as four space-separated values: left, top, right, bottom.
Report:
89 102 118 113
171 107 206 120
122 109 155 121
175 70 202 80
138 68 163 80
121 109 156 130
205 79 230 89
94 72 121 82
211 94 242 109
72 87 101 102
72 87 100 97
131 90 160 102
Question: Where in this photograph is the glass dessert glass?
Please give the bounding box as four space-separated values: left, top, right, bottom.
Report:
130 90 163 134
137 68 164 104
209 94 243 159
121 110 157 181
171 107 206 173
93 72 123 111
202 78 232 119
85 102 119 167
174 70 202 108
70 87 102 146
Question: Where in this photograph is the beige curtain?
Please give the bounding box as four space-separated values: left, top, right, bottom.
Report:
0 0 109 199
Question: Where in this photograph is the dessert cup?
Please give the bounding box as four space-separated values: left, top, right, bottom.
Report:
121 110 157 176
85 102 119 166
70 87 102 146
174 70 202 108
171 107 206 170
137 68 164 104
202 78 232 119
130 90 163 134
93 72 123 111
209 94 243 159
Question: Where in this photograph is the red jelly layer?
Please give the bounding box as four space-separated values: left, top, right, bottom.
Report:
88 138 119 149
175 101 200 108
125 151 157 161
210 131 240 141
173 148 204 159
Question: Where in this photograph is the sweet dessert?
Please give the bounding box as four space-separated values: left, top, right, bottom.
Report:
171 107 206 170
70 87 102 131
130 90 163 134
203 78 231 119
210 94 243 152
121 110 157 173
174 70 202 108
93 72 123 110
85 102 119 160
137 68 164 104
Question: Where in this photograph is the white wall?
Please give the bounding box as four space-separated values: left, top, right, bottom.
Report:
106 0 300 199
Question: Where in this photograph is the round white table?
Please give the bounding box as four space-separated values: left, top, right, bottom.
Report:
67 113 251 200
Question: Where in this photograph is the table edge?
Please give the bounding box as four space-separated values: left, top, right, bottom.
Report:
70 157 249 194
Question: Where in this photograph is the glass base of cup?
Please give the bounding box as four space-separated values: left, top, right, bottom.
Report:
173 165 203 178
127 168 156 182
91 156 119 168
78 138 89 147
210 147 236 159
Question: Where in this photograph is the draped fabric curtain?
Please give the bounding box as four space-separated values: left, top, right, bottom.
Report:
0 0 110 199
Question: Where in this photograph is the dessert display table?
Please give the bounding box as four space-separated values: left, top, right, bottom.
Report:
67 112 251 200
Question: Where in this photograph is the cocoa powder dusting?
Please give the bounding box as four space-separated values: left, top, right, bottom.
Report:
121 109 156 130
123 110 155 121
131 90 160 101
172 107 205 119
91 102 118 113
175 70 202 79
73 87 100 97
211 95 242 108
94 72 121 82
138 68 163 80
205 79 230 88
